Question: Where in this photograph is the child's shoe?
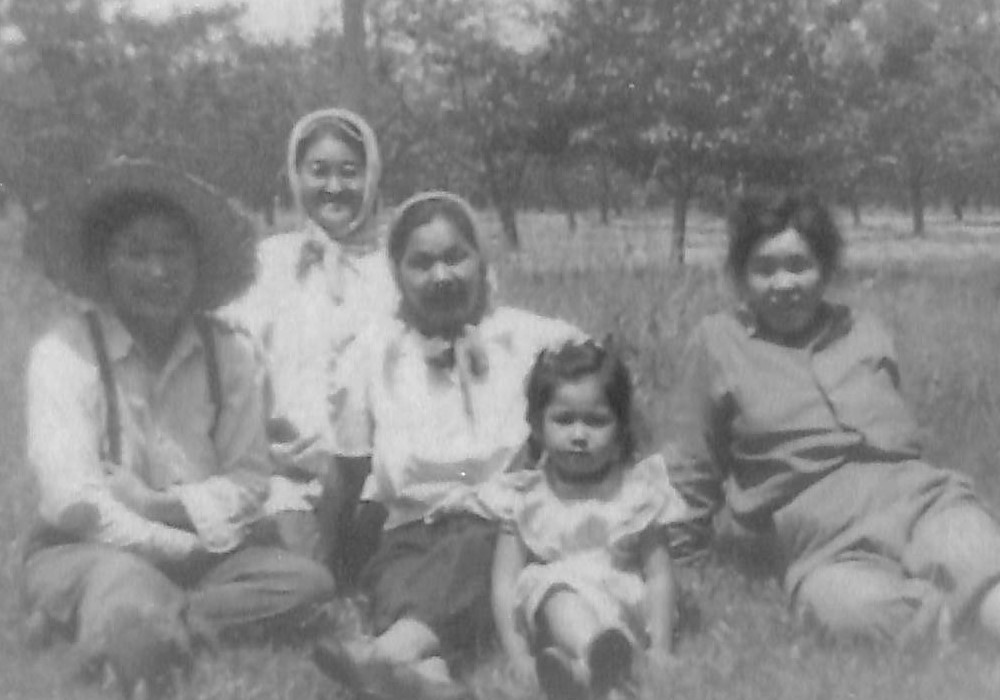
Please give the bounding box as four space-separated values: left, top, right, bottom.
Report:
587 628 633 697
536 646 589 700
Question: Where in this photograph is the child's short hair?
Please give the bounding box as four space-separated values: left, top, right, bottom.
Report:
524 338 635 461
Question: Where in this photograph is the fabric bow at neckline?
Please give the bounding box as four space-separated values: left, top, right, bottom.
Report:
418 326 489 377
296 230 381 304
415 325 490 424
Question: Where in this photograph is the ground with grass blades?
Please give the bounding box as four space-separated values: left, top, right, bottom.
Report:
3 207 1000 699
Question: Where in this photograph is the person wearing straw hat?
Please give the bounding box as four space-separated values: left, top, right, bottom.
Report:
313 191 585 700
22 160 335 695
223 108 397 570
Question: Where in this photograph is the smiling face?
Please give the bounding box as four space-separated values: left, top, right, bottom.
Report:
396 215 487 338
541 375 621 482
740 227 827 342
105 213 198 336
297 134 366 237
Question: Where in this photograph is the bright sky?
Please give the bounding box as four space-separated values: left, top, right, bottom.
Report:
127 0 336 42
126 0 559 47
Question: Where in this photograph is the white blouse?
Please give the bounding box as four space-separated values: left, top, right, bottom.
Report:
335 307 584 530
225 223 398 446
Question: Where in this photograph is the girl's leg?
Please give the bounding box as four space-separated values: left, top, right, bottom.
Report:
538 590 633 697
541 589 603 658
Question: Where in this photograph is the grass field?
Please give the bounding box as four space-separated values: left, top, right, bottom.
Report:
4 205 1000 699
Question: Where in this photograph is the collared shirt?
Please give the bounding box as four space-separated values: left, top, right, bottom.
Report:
27 306 270 563
222 222 398 448
335 307 583 530
664 304 922 557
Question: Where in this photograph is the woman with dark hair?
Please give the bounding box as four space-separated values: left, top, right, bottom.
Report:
313 191 583 699
665 188 1000 645
223 108 397 567
23 160 335 695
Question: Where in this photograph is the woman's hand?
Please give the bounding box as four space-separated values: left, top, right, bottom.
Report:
106 464 158 515
105 464 193 528
269 433 331 480
226 471 271 505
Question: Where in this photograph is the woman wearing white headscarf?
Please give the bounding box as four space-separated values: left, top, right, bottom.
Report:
314 191 584 700
225 109 397 566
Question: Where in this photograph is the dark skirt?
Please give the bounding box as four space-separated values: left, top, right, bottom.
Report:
361 514 498 658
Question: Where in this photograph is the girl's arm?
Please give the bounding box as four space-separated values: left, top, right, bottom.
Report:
642 531 679 660
492 529 534 677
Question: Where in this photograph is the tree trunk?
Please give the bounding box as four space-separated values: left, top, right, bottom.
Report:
844 182 862 226
908 169 925 237
342 0 367 114
497 201 520 249
481 145 526 250
548 157 576 233
670 182 692 267
951 195 965 222
596 152 612 225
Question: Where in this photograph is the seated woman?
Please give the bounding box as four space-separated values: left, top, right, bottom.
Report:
313 191 583 699
222 108 397 568
665 188 1000 646
22 160 335 695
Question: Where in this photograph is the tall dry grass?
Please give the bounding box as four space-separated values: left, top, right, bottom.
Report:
3 206 1000 699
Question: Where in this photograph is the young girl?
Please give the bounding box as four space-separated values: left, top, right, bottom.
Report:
490 340 686 700
666 188 1000 646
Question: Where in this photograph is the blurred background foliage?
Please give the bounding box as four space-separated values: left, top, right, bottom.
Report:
2 0 1000 259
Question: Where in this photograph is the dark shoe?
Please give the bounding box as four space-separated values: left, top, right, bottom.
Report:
313 636 391 699
587 629 633 697
536 646 588 700
387 657 472 700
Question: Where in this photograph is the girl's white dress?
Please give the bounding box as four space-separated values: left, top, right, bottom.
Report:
482 453 688 645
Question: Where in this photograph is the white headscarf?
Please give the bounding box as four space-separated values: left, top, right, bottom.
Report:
286 108 382 250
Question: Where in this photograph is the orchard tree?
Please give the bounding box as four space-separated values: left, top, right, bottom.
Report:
552 0 830 264
0 0 132 209
372 0 563 248
341 0 368 114
819 0 997 235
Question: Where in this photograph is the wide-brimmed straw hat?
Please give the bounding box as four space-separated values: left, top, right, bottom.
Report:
27 159 258 310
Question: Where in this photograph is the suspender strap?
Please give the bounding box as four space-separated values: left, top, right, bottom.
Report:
194 314 223 441
84 310 122 465
85 311 224 462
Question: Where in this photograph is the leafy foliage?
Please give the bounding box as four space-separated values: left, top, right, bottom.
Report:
1 0 999 252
